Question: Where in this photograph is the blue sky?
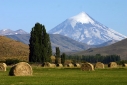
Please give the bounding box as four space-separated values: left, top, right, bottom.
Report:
0 0 127 36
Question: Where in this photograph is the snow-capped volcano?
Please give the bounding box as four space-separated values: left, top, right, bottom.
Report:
48 12 127 45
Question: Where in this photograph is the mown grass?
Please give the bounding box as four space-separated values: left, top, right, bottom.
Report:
0 66 127 85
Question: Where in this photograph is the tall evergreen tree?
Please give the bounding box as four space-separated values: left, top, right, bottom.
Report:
55 47 60 64
29 23 52 63
61 53 66 65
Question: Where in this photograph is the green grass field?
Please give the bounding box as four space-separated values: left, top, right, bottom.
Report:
0 66 127 85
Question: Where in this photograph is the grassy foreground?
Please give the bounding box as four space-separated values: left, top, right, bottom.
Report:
0 66 127 85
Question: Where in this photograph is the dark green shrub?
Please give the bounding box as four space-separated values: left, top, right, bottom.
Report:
5 59 20 65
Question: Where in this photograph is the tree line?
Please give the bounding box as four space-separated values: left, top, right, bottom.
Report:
66 54 121 64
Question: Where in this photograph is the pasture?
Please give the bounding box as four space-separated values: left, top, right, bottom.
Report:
0 66 127 85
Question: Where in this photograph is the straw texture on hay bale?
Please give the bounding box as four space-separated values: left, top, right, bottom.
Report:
108 62 117 68
56 64 63 67
74 63 81 68
94 62 104 69
0 63 7 71
81 63 94 71
9 62 33 76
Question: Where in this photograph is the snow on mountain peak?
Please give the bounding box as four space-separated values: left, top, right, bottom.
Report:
3 29 7 31
48 12 127 45
69 12 94 28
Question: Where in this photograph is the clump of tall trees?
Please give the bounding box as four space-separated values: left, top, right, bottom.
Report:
55 47 66 65
29 23 52 63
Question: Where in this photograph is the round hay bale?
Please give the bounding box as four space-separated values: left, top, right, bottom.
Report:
67 63 74 68
74 63 81 68
122 63 127 67
42 62 56 68
42 62 49 67
9 62 33 76
64 60 72 65
94 62 104 69
50 56 56 63
57 64 63 67
58 58 61 64
81 63 94 71
50 64 56 68
108 62 117 68
0 63 7 71
55 58 61 64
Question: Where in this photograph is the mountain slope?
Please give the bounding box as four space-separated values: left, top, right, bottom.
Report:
74 38 127 60
0 36 29 61
48 12 127 45
92 40 118 48
6 34 30 45
5 34 90 52
50 34 90 52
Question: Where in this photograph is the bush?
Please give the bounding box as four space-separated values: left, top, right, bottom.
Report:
5 59 20 65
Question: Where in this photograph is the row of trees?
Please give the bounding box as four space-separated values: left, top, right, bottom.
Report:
66 54 121 64
54 47 66 65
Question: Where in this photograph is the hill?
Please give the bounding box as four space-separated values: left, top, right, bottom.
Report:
0 36 29 61
74 38 127 60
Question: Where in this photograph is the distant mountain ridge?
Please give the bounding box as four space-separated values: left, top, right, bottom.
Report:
48 12 127 45
5 34 90 52
0 29 28 35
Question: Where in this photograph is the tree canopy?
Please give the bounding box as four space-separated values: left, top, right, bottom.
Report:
29 23 52 63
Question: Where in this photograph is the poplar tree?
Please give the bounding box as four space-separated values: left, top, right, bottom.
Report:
29 23 52 63
55 47 60 64
61 53 66 65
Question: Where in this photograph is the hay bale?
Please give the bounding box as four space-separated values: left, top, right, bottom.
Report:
0 63 7 71
108 62 117 68
81 63 94 71
74 63 81 68
58 58 61 64
42 62 49 67
64 60 72 65
42 62 56 68
55 58 61 64
67 63 74 68
94 62 104 69
50 64 56 68
9 62 33 76
123 63 127 67
56 64 63 67
50 56 56 63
